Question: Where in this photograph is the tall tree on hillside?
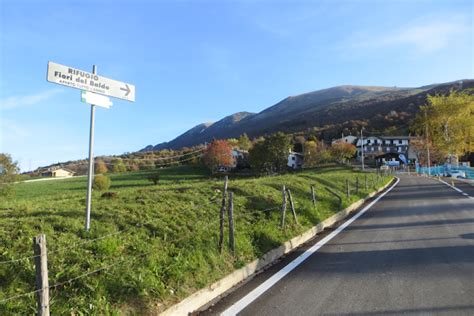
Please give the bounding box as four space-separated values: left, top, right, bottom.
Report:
0 153 19 197
293 135 306 153
303 140 318 167
248 140 270 173
409 137 445 166
249 132 291 173
238 133 252 150
227 138 240 148
304 140 331 167
203 140 233 173
412 91 474 163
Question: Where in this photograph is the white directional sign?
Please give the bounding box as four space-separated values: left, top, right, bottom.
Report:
81 91 112 109
47 61 135 102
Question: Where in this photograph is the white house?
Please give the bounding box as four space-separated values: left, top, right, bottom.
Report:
288 152 304 169
355 136 415 163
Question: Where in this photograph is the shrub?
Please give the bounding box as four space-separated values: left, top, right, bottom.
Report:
112 159 127 173
0 153 19 197
95 159 108 174
93 175 111 191
147 173 160 185
101 191 118 199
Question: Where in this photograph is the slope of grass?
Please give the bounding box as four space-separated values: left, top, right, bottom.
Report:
0 164 392 314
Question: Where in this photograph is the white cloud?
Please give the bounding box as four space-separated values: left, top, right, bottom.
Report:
0 89 62 110
345 15 471 53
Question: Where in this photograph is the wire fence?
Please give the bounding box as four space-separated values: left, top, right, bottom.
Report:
0 214 229 303
0 197 223 266
1 169 389 311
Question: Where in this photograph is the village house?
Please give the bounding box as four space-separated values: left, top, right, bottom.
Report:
331 135 416 166
40 167 75 178
287 151 304 169
354 136 415 165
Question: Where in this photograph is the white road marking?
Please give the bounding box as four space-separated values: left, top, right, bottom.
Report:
221 177 401 316
438 179 472 198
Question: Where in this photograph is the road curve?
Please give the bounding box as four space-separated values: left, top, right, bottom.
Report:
201 175 474 316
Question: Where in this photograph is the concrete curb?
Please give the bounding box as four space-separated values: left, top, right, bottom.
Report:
160 179 395 316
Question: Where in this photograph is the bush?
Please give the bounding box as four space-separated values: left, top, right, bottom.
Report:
101 191 118 199
95 159 108 174
147 173 160 185
0 153 19 197
112 159 127 173
93 175 111 191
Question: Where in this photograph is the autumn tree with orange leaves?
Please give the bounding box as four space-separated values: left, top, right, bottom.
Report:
203 140 234 173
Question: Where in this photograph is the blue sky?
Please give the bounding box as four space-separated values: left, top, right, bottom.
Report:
1 0 473 171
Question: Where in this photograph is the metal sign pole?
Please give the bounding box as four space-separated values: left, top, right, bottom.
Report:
85 65 97 231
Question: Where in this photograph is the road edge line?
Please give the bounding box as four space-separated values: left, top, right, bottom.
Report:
221 176 400 316
435 178 473 199
159 177 397 316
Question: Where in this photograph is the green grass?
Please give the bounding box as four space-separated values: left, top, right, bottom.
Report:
0 164 392 314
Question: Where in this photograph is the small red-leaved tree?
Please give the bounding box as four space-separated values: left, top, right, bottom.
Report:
203 140 234 173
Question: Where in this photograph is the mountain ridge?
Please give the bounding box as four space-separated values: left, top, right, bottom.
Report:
142 80 473 151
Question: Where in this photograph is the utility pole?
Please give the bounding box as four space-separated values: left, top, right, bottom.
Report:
85 65 97 231
360 127 365 171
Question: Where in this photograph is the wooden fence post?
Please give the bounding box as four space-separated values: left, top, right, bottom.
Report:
355 177 359 195
325 187 342 209
33 234 50 316
345 179 350 198
218 176 228 252
286 189 298 225
228 191 235 254
311 185 316 207
280 185 287 229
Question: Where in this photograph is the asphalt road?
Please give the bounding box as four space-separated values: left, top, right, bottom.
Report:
202 175 474 315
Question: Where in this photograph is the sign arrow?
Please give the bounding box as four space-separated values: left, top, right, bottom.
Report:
120 84 131 96
47 61 135 102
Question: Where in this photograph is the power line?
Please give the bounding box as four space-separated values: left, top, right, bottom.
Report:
64 153 204 168
48 148 207 169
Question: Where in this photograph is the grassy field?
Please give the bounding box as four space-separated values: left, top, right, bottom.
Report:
0 164 392 314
